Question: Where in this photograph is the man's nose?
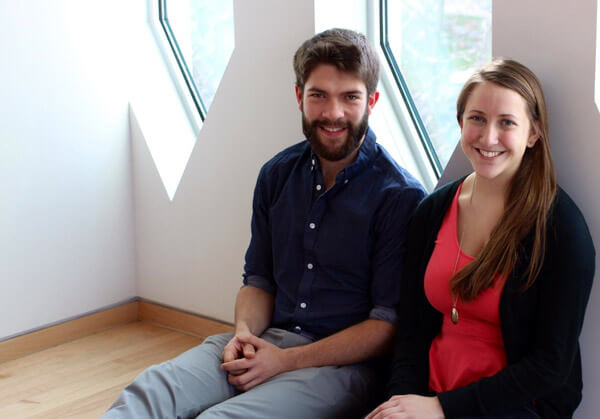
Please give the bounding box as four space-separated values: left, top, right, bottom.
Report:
322 99 344 121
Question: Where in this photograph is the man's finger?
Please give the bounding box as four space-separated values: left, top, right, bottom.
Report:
242 343 256 358
222 346 237 363
236 333 263 348
221 357 251 372
236 376 265 392
227 368 258 387
226 368 247 376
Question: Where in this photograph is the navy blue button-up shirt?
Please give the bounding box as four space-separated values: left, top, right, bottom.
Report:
243 128 426 340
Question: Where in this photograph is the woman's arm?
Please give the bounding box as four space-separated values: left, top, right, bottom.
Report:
386 187 450 397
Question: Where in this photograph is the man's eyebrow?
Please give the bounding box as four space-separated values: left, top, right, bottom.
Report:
306 87 327 93
305 87 364 95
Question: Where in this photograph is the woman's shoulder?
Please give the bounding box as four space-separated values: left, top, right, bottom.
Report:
416 177 463 212
551 187 593 234
548 185 595 260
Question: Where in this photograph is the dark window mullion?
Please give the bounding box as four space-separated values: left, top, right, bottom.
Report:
379 0 442 178
159 0 208 120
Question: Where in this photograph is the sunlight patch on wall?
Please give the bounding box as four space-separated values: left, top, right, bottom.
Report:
128 25 197 201
129 101 195 201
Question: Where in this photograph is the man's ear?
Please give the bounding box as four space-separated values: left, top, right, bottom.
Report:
295 85 303 110
367 91 380 115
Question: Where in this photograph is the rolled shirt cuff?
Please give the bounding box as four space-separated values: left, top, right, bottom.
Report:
242 274 277 295
369 305 398 324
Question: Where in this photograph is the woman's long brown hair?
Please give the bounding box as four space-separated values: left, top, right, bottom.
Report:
451 58 557 301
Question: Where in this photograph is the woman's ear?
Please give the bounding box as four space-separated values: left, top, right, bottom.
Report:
527 121 541 148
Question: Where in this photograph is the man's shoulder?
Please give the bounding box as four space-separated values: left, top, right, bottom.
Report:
260 140 308 176
371 144 426 197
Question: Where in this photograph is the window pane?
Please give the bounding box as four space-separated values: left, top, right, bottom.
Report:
166 0 234 113
387 0 491 168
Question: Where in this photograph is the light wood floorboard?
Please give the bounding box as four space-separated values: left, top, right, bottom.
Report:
0 321 203 418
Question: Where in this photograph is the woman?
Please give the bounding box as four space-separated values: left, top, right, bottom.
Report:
367 59 595 418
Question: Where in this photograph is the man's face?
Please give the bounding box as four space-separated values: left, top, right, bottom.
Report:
296 64 379 162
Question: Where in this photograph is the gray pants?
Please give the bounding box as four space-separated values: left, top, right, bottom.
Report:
103 328 380 419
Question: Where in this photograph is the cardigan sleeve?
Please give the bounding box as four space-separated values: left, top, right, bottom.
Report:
437 189 596 418
386 182 458 397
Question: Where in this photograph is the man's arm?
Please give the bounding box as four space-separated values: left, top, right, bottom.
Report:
221 318 395 391
286 318 394 368
221 285 274 365
233 285 274 336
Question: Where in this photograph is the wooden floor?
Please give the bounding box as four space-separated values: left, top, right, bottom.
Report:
0 321 204 418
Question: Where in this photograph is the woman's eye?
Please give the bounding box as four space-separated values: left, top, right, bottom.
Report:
502 119 516 126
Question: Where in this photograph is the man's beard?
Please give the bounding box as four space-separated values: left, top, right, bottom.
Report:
302 110 369 162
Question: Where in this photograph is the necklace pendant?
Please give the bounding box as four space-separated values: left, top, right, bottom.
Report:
451 307 459 324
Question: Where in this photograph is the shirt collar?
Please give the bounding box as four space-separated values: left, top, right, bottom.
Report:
308 126 377 181
347 126 377 180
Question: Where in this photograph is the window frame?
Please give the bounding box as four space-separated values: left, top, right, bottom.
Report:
378 0 442 179
158 0 208 120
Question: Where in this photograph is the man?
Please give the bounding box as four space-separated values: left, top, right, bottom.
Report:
104 28 426 419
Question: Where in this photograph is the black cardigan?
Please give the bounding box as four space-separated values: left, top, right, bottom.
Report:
387 179 595 418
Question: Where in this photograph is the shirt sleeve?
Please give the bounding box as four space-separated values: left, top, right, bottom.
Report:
369 186 426 324
242 274 277 295
242 165 276 295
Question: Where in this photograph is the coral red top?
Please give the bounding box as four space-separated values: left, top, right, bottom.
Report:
425 182 507 393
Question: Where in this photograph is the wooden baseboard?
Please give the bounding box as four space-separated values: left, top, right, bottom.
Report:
0 300 233 363
138 301 233 338
0 302 138 363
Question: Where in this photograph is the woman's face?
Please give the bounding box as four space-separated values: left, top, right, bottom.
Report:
459 81 538 183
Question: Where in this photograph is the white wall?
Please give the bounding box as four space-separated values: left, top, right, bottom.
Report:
133 0 315 322
0 1 139 338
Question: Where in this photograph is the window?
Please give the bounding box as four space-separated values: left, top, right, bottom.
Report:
380 0 491 176
159 0 234 120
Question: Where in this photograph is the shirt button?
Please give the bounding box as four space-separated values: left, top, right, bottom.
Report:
316 184 322 191
344 179 349 184
294 325 302 332
307 263 313 270
300 302 307 309
309 223 316 229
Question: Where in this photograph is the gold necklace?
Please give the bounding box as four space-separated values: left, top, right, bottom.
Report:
451 176 476 325
451 228 464 324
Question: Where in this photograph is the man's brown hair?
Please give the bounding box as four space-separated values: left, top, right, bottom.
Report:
293 28 380 94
